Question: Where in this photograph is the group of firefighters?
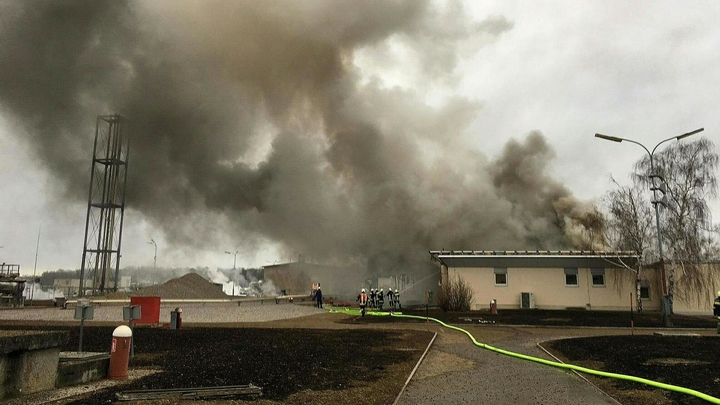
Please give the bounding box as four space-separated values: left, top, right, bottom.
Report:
356 287 401 315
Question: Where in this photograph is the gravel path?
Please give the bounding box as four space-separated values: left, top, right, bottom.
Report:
395 325 631 405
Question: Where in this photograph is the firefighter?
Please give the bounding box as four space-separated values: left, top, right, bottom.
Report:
387 288 395 311
314 287 323 309
394 289 401 310
377 288 384 310
370 288 377 309
713 291 720 317
357 288 368 316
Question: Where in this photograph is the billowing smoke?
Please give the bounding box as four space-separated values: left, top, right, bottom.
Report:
0 1 592 272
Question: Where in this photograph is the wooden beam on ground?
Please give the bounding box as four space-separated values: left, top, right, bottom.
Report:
116 384 262 401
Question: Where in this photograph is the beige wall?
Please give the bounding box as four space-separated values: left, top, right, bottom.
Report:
452 266 638 311
672 263 720 314
450 263 719 314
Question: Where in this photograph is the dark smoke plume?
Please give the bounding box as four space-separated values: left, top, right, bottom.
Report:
0 1 590 270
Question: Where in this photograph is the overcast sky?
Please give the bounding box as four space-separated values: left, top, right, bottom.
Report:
1 0 718 276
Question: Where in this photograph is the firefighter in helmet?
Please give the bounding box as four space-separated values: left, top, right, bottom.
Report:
713 290 720 317
387 288 395 311
394 288 401 309
314 286 323 309
357 288 368 316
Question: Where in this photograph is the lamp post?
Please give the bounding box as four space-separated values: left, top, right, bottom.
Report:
31 226 40 305
147 239 157 284
225 250 239 270
595 128 704 316
226 250 241 296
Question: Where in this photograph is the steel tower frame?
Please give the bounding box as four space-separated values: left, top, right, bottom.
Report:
79 114 129 296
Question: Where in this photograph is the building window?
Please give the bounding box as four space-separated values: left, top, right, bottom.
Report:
640 280 650 299
494 267 507 286
591 268 605 286
564 267 578 286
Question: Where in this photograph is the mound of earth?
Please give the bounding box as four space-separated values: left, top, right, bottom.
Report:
130 273 228 299
104 291 128 299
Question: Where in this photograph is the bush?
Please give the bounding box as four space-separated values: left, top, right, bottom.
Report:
437 275 474 312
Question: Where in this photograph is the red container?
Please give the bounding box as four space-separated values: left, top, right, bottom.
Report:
130 296 161 325
109 325 132 379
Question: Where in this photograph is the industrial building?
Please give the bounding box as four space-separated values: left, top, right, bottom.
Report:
0 264 25 307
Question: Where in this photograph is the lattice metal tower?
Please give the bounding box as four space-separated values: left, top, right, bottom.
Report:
79 114 129 296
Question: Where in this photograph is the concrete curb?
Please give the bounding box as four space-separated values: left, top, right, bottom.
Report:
536 340 622 405
392 332 437 405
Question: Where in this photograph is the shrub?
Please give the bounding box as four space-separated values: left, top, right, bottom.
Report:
437 275 474 312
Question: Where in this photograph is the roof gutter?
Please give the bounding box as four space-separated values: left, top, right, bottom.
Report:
429 251 449 268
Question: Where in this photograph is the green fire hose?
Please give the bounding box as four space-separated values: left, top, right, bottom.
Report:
329 307 720 404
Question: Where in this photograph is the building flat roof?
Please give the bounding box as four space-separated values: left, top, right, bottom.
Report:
430 250 640 269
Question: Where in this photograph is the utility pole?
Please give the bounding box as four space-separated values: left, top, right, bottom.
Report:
31 225 41 305
225 250 239 270
225 250 241 296
148 239 157 284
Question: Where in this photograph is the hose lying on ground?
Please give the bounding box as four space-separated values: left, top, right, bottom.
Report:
328 307 720 404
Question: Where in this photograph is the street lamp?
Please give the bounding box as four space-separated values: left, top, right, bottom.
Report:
595 127 704 314
225 250 242 296
147 239 157 284
225 250 239 270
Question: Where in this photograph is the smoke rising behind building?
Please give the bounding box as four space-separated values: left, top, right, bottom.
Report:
0 1 593 271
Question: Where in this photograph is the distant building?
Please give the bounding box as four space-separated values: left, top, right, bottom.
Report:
53 278 81 297
119 276 132 288
263 261 366 297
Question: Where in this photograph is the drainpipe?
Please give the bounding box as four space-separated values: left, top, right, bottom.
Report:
441 264 448 290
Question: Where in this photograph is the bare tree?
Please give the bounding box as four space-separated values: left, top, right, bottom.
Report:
603 178 655 257
437 274 474 312
632 138 719 313
600 179 654 311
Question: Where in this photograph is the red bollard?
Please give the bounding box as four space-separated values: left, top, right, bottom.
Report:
109 325 132 379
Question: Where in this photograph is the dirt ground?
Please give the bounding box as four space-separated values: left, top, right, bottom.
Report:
545 335 720 405
399 307 718 329
1 315 434 405
2 308 719 405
